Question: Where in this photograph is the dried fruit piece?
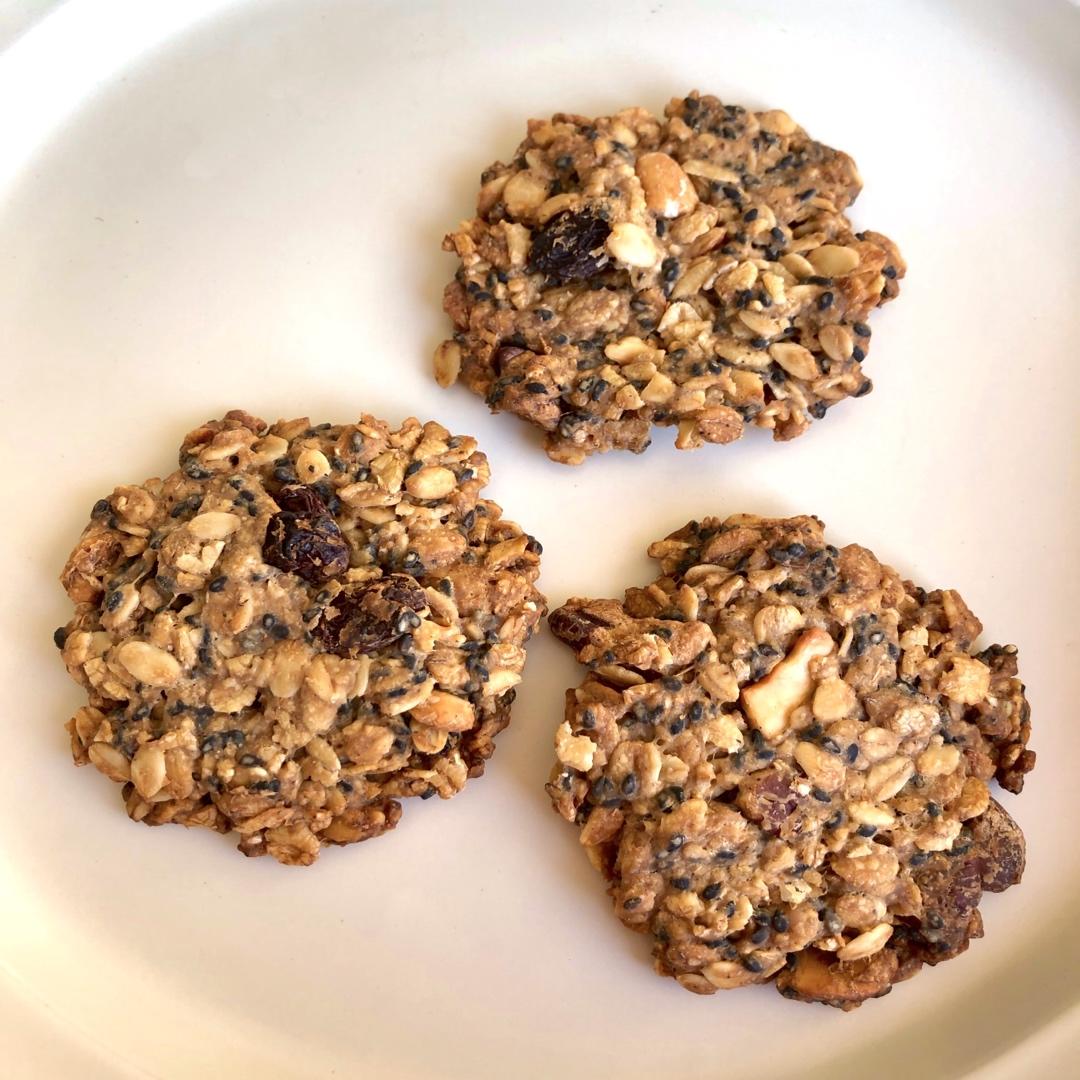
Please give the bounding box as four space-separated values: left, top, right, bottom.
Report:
315 574 427 657
527 208 610 284
263 485 349 583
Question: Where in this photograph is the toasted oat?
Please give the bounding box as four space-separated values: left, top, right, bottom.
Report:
440 92 905 463
546 514 1032 1007
57 411 545 865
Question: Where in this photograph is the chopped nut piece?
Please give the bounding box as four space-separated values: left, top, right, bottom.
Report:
635 151 698 218
938 655 991 704
606 222 658 268
741 627 835 739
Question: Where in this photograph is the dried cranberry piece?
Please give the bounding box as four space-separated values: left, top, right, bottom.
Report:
736 767 799 832
263 485 349 583
528 209 611 284
315 574 427 656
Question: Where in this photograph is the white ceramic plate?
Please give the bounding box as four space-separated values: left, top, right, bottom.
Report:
1 1 1077 1076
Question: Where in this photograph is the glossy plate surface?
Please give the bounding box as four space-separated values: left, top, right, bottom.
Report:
0 1 1077 1076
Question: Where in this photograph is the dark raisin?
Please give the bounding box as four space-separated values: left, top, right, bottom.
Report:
262 485 349 584
548 606 612 652
314 574 427 657
492 344 526 374
527 209 611 284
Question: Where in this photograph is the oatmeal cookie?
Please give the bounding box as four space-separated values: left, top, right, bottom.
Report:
439 92 904 464
546 515 1032 1007
57 410 545 865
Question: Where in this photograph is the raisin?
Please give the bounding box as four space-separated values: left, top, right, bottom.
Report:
527 209 610 284
492 344 526 374
262 485 349 583
548 605 613 652
315 574 427 656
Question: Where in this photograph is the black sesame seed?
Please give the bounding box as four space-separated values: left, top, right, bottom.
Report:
772 912 789 933
853 322 871 338
209 575 228 593
852 345 866 362
623 896 641 910
524 381 547 394
750 926 770 946
812 787 831 803
928 802 942 818
742 956 764 973
702 883 723 901
845 743 859 764
742 208 759 222
883 265 898 279
671 876 692 891
817 291 834 310
797 188 816 201
53 626 68 648
857 824 878 837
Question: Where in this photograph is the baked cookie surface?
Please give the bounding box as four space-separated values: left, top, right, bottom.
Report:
58 410 545 865
440 92 905 463
546 514 1032 1006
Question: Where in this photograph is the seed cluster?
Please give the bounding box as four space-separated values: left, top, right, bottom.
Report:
547 514 1031 1007
58 410 545 865
440 92 905 463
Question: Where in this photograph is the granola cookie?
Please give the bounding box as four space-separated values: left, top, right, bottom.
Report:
57 410 545 866
546 515 1032 1007
439 92 905 464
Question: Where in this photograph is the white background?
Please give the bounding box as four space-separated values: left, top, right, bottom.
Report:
0 1 1077 1076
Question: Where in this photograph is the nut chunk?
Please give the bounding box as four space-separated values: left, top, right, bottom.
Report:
57 410 546 865
741 627 835 739
546 513 1033 1007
